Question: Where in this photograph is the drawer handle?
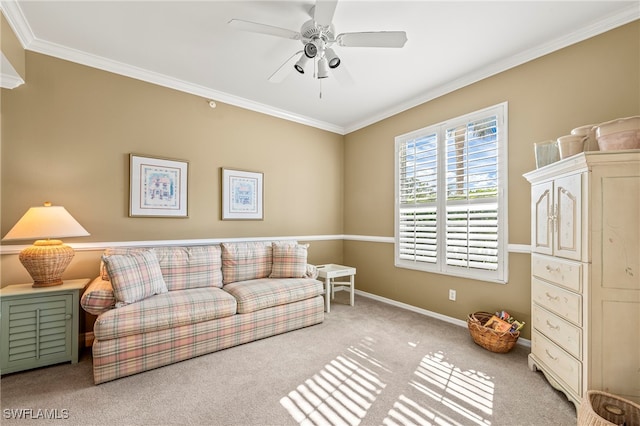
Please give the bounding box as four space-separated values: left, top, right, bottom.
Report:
65 314 72 320
545 349 558 361
546 320 560 331
545 265 560 273
545 292 559 301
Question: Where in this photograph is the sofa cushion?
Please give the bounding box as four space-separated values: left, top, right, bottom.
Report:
81 278 116 315
223 277 323 314
153 246 223 290
102 250 168 307
270 242 309 278
93 287 238 340
221 242 273 284
100 246 223 290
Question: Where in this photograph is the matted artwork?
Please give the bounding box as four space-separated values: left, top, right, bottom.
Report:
221 168 263 220
129 154 189 217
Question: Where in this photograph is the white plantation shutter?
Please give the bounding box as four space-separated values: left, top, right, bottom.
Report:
398 133 438 264
395 103 508 283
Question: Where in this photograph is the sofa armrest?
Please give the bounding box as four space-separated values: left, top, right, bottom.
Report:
305 264 319 279
81 277 116 316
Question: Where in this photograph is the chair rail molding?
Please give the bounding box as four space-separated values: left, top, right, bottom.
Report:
2 235 531 254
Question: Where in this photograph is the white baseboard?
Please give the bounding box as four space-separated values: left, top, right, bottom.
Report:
354 289 531 349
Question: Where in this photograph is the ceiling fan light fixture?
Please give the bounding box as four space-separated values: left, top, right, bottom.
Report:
294 53 308 74
325 48 340 69
304 41 318 58
317 57 329 79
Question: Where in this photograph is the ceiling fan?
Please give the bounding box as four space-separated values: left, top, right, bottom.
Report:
229 0 408 83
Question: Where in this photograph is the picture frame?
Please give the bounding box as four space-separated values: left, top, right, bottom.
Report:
221 168 263 220
129 154 189 218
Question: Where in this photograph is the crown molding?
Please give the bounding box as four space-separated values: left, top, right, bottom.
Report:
2 1 637 136
1 52 24 88
0 70 24 89
0 1 345 135
343 5 640 134
0 0 34 48
26 37 346 134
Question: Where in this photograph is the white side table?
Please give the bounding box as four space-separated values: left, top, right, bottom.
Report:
316 264 356 313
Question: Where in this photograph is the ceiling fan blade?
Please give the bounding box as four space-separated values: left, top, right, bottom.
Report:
228 19 301 40
268 50 303 83
313 0 338 27
337 31 408 48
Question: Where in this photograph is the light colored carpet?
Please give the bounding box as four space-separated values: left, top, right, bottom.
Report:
0 292 576 425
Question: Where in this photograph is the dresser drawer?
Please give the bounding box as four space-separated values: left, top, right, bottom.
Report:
532 277 582 326
532 254 582 292
532 330 582 397
532 304 582 359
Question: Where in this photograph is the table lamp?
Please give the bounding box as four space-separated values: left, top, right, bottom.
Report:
2 202 90 287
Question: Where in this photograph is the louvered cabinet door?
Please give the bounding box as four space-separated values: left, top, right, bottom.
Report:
0 279 89 375
1 295 73 373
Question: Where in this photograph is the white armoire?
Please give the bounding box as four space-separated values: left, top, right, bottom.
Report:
523 150 640 408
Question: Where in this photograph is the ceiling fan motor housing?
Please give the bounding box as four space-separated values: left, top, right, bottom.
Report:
302 20 335 42
301 20 335 59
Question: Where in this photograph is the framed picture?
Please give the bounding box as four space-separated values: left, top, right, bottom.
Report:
221 168 263 220
129 154 189 217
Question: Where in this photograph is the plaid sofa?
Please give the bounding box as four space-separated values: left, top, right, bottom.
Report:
81 241 324 384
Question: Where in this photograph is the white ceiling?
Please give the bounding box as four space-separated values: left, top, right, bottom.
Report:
2 1 638 134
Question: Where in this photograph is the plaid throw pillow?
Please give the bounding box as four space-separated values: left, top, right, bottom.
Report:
269 243 309 278
102 250 168 307
100 247 146 280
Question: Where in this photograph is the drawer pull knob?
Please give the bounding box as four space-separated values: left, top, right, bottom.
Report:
545 292 559 301
65 314 72 320
545 349 558 361
546 320 560 330
545 265 560 273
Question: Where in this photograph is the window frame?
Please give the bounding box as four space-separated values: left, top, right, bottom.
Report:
394 102 509 284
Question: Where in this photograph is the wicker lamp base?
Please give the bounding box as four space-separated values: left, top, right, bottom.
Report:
18 240 75 288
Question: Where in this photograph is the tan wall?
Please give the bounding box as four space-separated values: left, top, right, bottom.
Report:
1 52 344 285
343 21 640 338
1 22 638 340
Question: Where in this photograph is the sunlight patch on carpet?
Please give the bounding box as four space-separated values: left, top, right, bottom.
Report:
280 336 388 426
384 351 494 426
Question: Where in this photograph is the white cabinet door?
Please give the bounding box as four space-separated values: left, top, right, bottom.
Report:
554 174 582 261
531 182 553 255
531 174 582 261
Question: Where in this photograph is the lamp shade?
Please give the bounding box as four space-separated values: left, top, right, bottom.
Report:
3 204 90 241
3 203 90 287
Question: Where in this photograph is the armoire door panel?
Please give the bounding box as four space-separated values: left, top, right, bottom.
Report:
600 176 640 290
554 174 582 261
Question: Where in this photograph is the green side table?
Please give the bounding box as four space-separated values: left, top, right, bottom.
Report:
0 278 90 375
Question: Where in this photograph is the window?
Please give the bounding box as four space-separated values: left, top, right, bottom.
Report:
395 103 508 283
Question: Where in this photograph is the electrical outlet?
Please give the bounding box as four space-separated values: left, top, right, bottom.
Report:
449 289 456 301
